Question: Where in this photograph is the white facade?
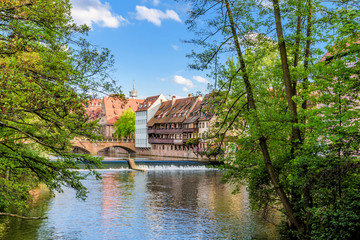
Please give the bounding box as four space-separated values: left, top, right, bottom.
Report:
135 94 167 148
135 110 148 147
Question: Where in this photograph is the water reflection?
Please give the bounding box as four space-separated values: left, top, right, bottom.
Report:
0 169 279 239
0 186 52 240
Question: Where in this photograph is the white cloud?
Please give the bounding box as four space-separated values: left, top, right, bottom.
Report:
193 76 209 84
153 0 160 5
135 6 181 27
171 44 179 50
71 0 128 28
172 75 195 88
182 87 189 92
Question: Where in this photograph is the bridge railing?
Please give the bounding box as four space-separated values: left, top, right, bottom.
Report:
77 138 135 143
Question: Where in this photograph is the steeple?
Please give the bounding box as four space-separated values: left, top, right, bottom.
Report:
129 80 138 98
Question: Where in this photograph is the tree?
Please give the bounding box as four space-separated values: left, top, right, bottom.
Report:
0 0 121 215
113 108 135 139
180 0 360 238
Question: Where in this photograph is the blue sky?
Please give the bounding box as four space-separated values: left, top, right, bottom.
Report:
70 0 211 99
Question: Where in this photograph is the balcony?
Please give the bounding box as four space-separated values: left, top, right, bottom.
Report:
183 128 199 133
174 139 183 145
148 138 174 144
147 128 183 134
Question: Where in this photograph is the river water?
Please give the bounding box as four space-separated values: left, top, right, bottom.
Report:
0 157 280 240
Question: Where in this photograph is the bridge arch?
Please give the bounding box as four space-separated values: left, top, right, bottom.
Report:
71 139 136 156
97 146 136 154
72 146 91 154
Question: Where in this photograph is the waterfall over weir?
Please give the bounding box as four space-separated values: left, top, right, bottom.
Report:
99 158 216 171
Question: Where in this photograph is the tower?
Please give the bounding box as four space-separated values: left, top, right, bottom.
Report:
129 80 138 98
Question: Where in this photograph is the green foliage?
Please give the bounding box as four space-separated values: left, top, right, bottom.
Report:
185 137 200 145
0 0 120 214
113 108 135 138
181 0 360 238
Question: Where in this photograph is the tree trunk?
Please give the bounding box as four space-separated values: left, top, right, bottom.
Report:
302 0 312 110
272 0 302 146
0 212 47 220
224 0 304 234
293 1 302 94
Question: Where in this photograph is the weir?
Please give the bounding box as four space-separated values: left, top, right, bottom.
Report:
99 159 213 171
127 155 146 172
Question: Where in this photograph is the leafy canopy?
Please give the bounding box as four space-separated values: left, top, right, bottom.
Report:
181 0 360 238
113 108 135 138
0 0 121 214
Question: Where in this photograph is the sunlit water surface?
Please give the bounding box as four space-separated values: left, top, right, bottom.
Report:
0 157 279 239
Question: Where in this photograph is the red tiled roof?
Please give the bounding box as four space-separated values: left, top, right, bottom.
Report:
320 39 360 62
85 98 103 120
136 95 161 112
86 108 101 121
102 97 144 125
147 96 201 127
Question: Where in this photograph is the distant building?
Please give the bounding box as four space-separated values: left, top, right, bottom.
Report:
99 96 144 138
184 93 215 150
146 94 205 158
135 94 167 149
85 98 102 121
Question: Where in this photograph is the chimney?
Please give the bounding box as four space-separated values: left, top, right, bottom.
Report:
188 93 193 97
172 96 176 105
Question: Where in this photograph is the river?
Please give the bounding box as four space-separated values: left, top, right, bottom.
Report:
0 156 280 239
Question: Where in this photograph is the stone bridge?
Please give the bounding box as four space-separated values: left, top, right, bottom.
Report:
71 138 136 155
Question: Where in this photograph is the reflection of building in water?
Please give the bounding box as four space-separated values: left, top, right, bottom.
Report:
101 172 122 221
101 171 148 232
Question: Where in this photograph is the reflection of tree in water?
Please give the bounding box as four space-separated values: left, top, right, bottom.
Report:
144 171 279 239
0 186 52 240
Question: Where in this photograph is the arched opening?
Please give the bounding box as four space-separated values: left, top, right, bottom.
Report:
97 146 136 157
72 146 91 154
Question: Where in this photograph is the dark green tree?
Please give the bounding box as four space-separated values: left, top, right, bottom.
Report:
0 0 121 216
